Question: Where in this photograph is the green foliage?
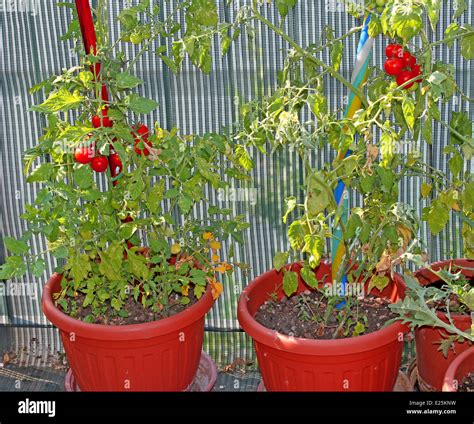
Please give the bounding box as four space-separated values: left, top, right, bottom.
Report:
1 0 473 331
273 251 289 272
276 0 298 18
0 0 252 321
282 270 298 297
390 274 474 354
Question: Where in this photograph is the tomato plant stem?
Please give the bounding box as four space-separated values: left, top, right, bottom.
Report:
251 1 369 109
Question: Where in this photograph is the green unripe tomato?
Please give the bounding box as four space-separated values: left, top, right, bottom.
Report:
376 5 384 13
121 33 130 42
376 0 386 6
130 33 142 45
80 230 93 240
140 26 151 39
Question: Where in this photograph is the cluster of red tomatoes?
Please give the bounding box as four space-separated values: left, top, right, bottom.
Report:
384 43 422 90
74 106 152 173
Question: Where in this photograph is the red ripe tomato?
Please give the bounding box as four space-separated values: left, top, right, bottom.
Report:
90 156 109 173
402 51 416 68
74 146 95 164
412 64 423 82
396 70 415 89
384 58 404 76
386 43 403 58
134 139 152 156
109 153 123 173
91 108 113 128
136 124 149 138
91 115 102 128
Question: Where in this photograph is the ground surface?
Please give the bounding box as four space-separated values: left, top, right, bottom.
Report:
0 364 262 392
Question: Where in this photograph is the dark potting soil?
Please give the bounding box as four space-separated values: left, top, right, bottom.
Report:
459 373 474 392
254 290 397 340
59 289 198 325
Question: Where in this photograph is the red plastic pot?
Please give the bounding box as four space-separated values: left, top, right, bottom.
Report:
414 259 473 391
237 261 408 391
443 346 474 392
42 273 214 391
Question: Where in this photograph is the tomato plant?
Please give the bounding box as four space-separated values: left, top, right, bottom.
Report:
0 0 250 321
224 0 472 336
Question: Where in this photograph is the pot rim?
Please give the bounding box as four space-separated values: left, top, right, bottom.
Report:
237 264 408 356
42 273 214 340
442 345 474 392
415 258 473 324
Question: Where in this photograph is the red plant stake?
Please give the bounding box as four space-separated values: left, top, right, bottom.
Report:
74 0 121 183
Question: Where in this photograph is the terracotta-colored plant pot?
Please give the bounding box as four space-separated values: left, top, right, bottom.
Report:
414 259 473 391
443 346 474 392
237 261 408 391
42 273 214 391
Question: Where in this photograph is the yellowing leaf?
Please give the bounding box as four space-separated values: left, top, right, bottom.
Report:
397 225 412 247
368 275 390 293
209 278 223 300
32 88 84 113
421 182 432 198
282 270 298 297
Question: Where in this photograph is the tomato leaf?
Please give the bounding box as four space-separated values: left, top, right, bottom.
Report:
74 165 94 189
282 196 297 224
4 237 29 255
276 0 297 18
453 0 467 19
390 3 423 42
273 251 289 272
380 131 396 168
460 32 474 60
0 256 27 279
448 152 463 178
300 264 318 289
425 0 441 31
330 41 343 72
32 88 83 113
368 14 382 38
288 220 305 250
116 72 143 89
421 182 432 198
26 163 55 183
235 145 254 171
423 200 450 235
402 97 415 130
32 259 46 278
125 94 159 114
147 180 165 214
126 248 150 280
282 270 298 297
368 275 389 293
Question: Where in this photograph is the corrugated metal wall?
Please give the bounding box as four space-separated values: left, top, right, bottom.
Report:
0 0 472 367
